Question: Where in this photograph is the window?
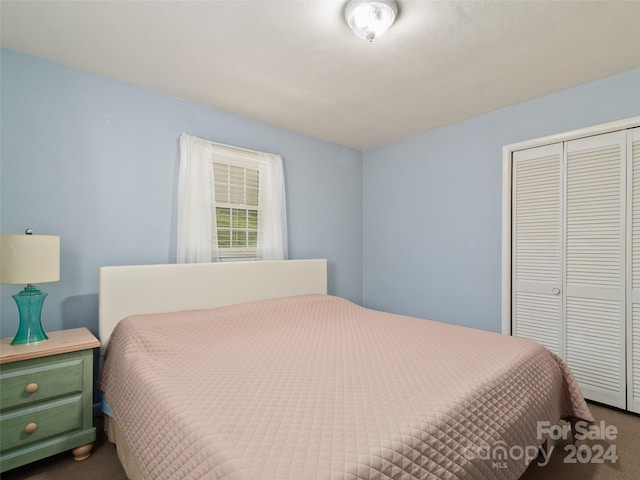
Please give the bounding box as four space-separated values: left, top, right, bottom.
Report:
177 133 287 263
213 159 260 259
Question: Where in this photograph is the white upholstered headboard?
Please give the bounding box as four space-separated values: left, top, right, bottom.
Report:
98 259 327 350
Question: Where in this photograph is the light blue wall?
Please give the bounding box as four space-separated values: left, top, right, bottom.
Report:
0 49 363 339
3 49 639 340
363 68 640 333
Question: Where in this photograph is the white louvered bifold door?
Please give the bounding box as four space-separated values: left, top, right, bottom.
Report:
629 127 640 414
512 144 563 356
564 131 626 409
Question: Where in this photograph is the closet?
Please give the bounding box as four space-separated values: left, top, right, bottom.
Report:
504 118 640 412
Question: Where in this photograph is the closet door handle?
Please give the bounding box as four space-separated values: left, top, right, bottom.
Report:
552 288 561 295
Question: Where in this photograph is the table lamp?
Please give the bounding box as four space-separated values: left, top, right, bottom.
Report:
0 231 60 345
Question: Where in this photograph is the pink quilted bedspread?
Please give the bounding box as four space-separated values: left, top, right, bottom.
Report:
99 294 592 480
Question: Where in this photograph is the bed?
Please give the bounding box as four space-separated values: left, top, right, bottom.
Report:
97 259 593 480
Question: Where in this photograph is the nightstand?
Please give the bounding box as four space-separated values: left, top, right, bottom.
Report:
0 328 100 472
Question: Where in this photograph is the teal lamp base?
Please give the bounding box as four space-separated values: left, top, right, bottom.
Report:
11 284 49 345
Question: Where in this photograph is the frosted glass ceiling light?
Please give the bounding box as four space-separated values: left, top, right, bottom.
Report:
345 0 398 42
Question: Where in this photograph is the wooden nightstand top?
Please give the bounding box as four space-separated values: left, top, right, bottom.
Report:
0 328 100 365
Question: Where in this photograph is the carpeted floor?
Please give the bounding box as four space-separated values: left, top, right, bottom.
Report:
3 402 638 479
520 402 640 480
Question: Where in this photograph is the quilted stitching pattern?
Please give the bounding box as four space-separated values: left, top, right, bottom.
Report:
98 295 593 480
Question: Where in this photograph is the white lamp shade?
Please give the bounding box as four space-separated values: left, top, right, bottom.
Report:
0 234 60 284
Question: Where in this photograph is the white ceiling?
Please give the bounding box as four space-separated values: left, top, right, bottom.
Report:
2 1 640 150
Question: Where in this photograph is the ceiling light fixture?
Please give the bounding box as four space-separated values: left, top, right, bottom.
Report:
345 0 398 43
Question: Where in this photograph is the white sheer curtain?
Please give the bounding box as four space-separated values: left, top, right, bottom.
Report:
177 133 287 262
257 152 288 260
176 133 219 263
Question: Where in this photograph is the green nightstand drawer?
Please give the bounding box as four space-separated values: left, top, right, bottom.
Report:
0 353 84 411
0 394 84 451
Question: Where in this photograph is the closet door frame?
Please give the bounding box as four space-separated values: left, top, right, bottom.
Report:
502 116 640 336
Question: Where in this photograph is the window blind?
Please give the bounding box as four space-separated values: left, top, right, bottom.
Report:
211 144 261 259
